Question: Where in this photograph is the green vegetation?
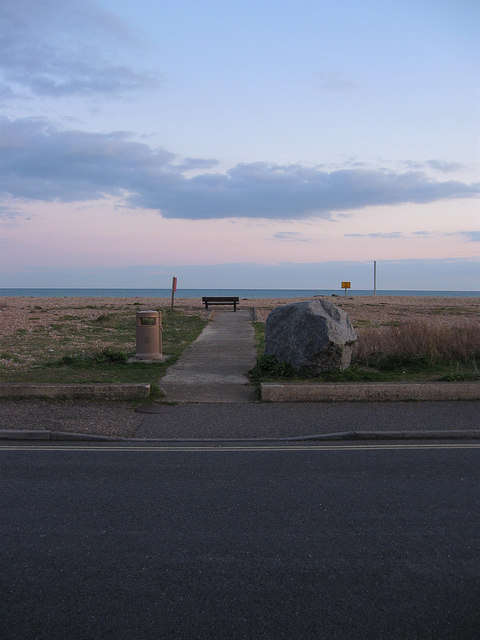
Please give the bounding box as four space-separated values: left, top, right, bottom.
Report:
253 321 266 356
51 347 128 367
249 355 295 380
249 320 480 383
352 319 375 328
0 308 207 386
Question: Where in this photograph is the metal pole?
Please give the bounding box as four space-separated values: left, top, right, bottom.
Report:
374 261 377 296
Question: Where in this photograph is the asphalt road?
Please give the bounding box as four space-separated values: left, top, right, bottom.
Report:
1 400 479 440
1 443 479 639
136 400 480 439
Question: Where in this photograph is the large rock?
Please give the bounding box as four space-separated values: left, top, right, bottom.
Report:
264 298 357 375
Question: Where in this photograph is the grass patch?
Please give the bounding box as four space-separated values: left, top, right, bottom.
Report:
52 347 128 366
249 355 295 380
439 372 480 382
253 321 266 357
315 367 388 382
353 319 375 328
0 308 207 385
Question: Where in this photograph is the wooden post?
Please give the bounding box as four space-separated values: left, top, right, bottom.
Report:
374 261 377 296
171 276 177 309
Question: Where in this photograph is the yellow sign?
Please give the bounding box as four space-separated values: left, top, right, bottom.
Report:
341 282 351 289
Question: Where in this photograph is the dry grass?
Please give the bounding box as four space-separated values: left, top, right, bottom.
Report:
354 320 480 368
252 295 480 378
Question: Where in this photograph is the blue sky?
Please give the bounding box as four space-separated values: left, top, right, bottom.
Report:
0 0 479 289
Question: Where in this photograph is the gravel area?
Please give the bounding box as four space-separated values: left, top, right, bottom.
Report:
0 297 211 371
0 296 210 336
0 399 142 437
251 295 480 327
1 294 477 335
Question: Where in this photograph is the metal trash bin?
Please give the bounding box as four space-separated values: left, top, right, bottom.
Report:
134 310 163 360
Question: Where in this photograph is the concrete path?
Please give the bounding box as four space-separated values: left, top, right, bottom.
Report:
159 310 257 402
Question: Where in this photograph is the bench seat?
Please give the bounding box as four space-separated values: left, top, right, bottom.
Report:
202 296 240 311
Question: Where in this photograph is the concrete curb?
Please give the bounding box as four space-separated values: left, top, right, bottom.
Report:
0 430 123 441
284 430 480 441
1 429 479 442
0 383 151 400
125 430 480 442
261 381 480 402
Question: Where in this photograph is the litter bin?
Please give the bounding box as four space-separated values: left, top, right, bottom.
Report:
134 310 163 360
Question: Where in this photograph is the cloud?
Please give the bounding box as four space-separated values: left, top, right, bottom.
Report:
317 72 358 92
173 158 220 172
0 203 32 229
462 231 480 242
273 232 312 242
344 232 406 239
1 117 479 220
0 117 174 201
426 159 465 173
0 204 25 221
404 159 466 173
0 0 158 98
345 230 480 243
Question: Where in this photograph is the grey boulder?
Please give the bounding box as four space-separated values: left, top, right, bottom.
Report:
265 298 357 375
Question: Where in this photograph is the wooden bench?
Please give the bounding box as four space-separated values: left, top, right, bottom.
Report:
202 296 240 311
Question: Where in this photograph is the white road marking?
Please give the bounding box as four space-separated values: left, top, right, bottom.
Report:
1 443 480 452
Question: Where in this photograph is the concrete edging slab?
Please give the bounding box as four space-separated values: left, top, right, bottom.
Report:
0 430 123 441
1 429 479 442
261 381 480 402
0 383 151 400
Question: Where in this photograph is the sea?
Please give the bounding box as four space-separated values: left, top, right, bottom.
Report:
0 288 479 298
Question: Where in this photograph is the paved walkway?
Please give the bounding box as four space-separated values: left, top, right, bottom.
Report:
159 310 257 402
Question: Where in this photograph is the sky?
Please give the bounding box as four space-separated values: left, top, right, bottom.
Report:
0 0 479 290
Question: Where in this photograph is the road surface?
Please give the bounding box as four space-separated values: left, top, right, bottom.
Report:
1 442 479 639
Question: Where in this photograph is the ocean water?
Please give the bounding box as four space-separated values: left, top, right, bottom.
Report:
0 288 478 298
